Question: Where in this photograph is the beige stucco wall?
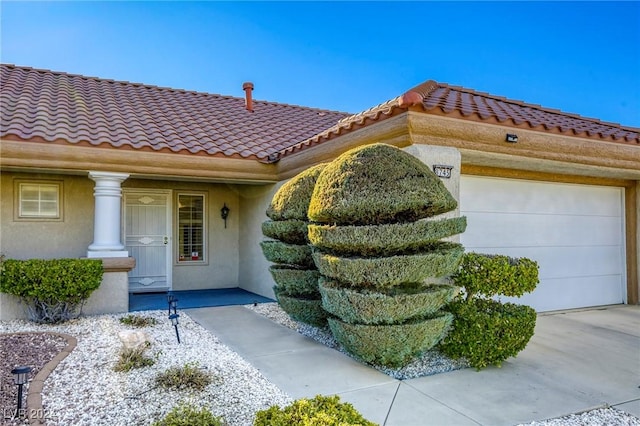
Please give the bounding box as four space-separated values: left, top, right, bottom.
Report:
636 181 640 304
236 183 282 299
1 172 94 259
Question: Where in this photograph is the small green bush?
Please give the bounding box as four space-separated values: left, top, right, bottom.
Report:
269 266 321 297
319 279 457 325
155 363 217 391
254 394 376 426
114 342 156 372
329 313 453 368
0 258 103 323
260 241 314 268
312 243 464 289
308 217 467 256
119 314 159 327
274 288 328 327
440 298 537 369
308 144 457 225
453 253 540 298
262 219 309 245
154 402 223 426
267 163 327 221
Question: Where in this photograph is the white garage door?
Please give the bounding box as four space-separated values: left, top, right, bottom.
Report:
460 176 626 312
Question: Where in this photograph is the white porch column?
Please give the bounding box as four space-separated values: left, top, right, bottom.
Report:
87 171 130 258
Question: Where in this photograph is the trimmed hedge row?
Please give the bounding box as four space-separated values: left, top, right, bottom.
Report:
274 288 327 327
308 216 467 257
267 163 327 221
262 220 309 245
308 144 457 225
454 252 540 298
312 243 464 289
328 313 453 368
260 241 314 268
319 279 457 325
269 266 321 297
440 298 537 369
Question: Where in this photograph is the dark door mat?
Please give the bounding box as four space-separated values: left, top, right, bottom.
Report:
129 288 274 312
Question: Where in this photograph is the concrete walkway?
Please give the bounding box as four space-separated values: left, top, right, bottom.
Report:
187 305 640 426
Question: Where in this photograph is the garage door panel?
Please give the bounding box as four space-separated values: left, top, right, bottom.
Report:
462 177 623 216
463 213 622 248
498 275 625 312
460 176 625 312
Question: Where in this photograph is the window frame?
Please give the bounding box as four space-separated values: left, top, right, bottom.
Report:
175 192 207 265
14 180 64 221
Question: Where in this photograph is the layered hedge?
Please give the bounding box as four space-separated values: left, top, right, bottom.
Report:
308 216 467 257
267 163 327 221
262 220 309 245
260 241 314 268
274 288 327 327
308 144 457 225
328 313 453 368
0 258 103 323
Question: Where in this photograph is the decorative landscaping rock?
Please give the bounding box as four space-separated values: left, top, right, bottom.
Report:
312 243 464 289
308 216 467 256
260 240 314 268
319 279 457 325
117 330 152 349
308 143 458 225
328 313 454 368
269 266 321 297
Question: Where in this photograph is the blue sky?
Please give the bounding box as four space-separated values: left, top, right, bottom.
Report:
2 1 639 127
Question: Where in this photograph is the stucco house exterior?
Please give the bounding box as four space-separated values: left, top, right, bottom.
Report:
1 63 638 319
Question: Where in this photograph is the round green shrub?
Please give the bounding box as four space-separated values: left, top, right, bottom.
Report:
329 313 453 368
319 278 458 325
453 253 539 298
274 288 327 327
439 298 537 369
308 143 457 225
0 258 103 323
154 402 223 426
270 266 321 297
267 163 327 221
262 219 309 245
312 243 464 289
308 216 467 256
260 240 314 268
254 394 376 426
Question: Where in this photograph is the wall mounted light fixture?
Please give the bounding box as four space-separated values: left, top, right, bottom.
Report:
221 203 230 228
505 133 519 143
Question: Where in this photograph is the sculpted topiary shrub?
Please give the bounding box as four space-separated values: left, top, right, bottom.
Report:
0 258 103 323
440 252 539 369
261 163 328 327
308 143 466 367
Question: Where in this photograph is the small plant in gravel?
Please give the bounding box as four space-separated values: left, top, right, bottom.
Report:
254 394 376 426
119 314 159 327
153 402 224 426
113 342 156 372
155 362 218 391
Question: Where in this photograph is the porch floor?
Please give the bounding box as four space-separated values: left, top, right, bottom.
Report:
128 288 274 312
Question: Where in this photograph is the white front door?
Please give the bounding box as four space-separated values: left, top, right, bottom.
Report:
124 190 172 293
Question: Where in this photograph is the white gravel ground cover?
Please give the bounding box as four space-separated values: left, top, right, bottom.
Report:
1 310 291 426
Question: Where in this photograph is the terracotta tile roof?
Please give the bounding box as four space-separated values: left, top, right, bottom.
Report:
278 80 640 160
0 64 349 161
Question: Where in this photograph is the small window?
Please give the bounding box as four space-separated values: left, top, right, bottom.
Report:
177 193 205 263
17 181 62 220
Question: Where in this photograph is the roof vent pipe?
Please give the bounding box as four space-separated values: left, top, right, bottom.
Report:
243 82 254 112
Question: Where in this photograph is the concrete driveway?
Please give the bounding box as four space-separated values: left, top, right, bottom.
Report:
187 304 640 426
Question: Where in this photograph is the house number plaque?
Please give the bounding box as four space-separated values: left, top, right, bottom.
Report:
433 165 453 179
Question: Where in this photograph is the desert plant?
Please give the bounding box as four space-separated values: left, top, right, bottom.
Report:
453 252 539 299
153 402 224 426
0 258 103 323
440 298 537 369
254 394 376 426
155 362 216 391
119 314 159 327
114 342 156 372
308 143 457 225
